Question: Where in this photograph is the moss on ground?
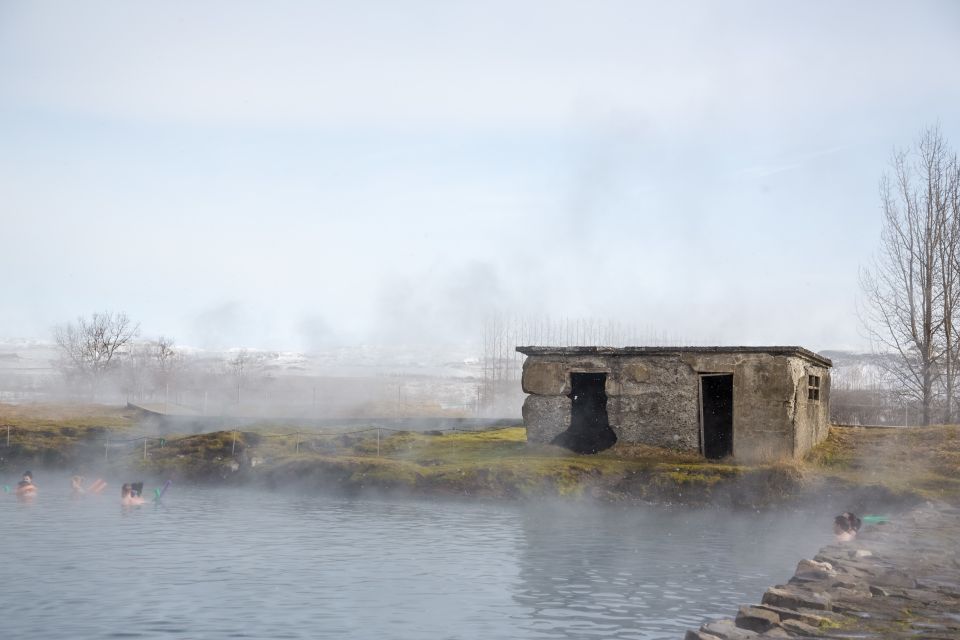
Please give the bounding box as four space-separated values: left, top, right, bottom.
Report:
806 424 960 503
0 403 135 468
116 425 807 505
5 403 959 505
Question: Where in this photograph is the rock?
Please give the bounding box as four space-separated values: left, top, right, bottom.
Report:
873 569 917 589
736 605 780 633
869 585 895 597
780 618 823 636
795 559 836 581
900 588 941 604
831 596 879 615
762 587 832 611
701 618 759 639
687 505 960 640
752 604 841 627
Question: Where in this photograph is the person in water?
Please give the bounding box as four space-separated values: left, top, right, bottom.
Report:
834 512 862 542
15 471 37 497
120 483 145 506
71 475 86 496
72 475 107 496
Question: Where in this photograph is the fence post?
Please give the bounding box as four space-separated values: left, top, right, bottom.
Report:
376 428 380 457
295 431 300 454
105 437 109 462
231 430 237 456
143 437 147 460
6 424 9 447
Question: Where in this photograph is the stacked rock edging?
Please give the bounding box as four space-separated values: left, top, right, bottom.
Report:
685 504 960 639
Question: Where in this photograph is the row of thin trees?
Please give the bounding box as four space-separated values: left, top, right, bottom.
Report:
860 126 960 425
478 315 685 415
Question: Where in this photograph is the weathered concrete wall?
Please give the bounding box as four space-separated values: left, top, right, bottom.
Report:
521 350 831 462
521 354 609 445
789 360 831 459
683 352 796 462
609 355 700 451
521 354 701 451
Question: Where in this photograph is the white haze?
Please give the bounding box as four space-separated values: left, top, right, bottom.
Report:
1 1 959 352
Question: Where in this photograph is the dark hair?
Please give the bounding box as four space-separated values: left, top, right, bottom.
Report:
835 512 861 533
23 470 32 479
834 514 852 532
846 512 862 532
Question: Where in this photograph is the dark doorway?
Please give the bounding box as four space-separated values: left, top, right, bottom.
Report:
552 372 617 454
700 374 733 459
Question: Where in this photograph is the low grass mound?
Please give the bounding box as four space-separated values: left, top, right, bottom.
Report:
9 403 956 506
0 403 135 467
806 425 960 503
130 425 806 505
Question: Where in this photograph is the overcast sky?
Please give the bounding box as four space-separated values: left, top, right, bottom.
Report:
1 1 958 352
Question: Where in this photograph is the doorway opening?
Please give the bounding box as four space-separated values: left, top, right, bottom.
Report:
552 372 617 454
700 374 733 459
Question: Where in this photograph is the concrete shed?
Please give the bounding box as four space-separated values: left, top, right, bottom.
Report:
516 346 831 463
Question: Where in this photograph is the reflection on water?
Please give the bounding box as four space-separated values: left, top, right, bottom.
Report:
0 473 831 639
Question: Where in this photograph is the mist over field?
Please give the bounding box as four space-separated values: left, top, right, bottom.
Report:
1 1 958 358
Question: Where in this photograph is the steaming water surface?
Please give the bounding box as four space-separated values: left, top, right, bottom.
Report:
2 475 832 639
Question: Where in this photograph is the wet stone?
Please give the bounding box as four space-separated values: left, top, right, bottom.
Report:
795 559 836 581
762 587 832 612
752 605 838 627
701 618 759 640
735 606 779 633
868 585 895 597
755 628 790 638
872 570 916 588
899 588 941 604
779 618 823 636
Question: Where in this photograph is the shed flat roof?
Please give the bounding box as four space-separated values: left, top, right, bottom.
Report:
514 346 832 368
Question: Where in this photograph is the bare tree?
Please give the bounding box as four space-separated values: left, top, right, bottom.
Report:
935 137 960 422
121 342 154 402
155 336 179 372
54 311 140 396
950 153 960 420
227 349 267 407
860 126 959 425
153 336 183 401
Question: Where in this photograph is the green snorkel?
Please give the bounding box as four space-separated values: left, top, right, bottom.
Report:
861 515 890 524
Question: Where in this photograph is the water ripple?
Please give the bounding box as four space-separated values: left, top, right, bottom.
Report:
1 472 831 639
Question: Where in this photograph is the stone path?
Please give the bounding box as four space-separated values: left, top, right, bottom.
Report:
686 504 960 639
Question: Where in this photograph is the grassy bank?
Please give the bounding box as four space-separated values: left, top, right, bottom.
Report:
806 424 960 502
3 403 958 506
0 403 134 467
